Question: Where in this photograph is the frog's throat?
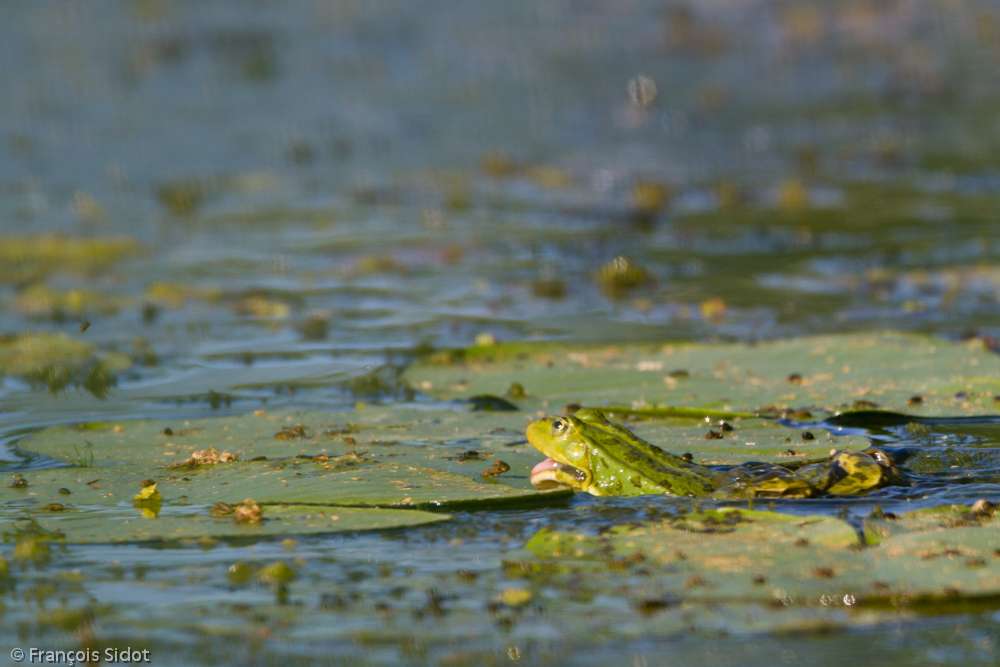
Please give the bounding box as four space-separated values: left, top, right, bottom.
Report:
530 457 588 490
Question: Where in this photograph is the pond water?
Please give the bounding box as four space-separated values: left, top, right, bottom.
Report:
4 1 1000 665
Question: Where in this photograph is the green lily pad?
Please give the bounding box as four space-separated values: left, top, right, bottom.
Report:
10 408 572 530
20 407 531 465
525 509 865 603
3 460 566 512
0 504 447 544
407 332 1000 418
524 505 1000 605
863 503 998 546
859 516 1000 602
17 406 863 492
612 418 868 466
598 406 755 420
165 463 567 509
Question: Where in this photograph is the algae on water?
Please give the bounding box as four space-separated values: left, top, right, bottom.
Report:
0 332 130 377
0 235 140 285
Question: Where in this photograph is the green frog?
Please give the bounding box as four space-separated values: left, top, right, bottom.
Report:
527 409 898 498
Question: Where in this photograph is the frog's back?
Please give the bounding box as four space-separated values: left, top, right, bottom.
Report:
576 409 724 497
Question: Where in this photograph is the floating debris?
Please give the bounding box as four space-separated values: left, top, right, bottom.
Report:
971 499 995 514
233 499 263 524
227 561 255 584
481 460 511 478
506 382 527 400
257 561 297 584
134 483 162 502
156 178 207 216
211 502 234 516
597 256 647 299
274 424 308 439
466 395 518 411
167 446 239 469
495 588 532 608
299 312 330 341
532 276 566 299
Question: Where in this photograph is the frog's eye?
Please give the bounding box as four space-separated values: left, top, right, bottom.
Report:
566 443 586 461
551 419 567 435
871 451 892 467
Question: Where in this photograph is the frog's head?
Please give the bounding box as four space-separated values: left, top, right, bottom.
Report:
526 409 720 497
526 414 595 492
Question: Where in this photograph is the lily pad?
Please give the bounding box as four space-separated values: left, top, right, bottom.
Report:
525 505 1000 606
407 332 1000 418
164 463 566 509
2 460 566 512
9 408 572 529
612 418 868 467
863 503 999 546
0 504 447 544
525 508 867 603
17 407 864 489
859 513 1000 602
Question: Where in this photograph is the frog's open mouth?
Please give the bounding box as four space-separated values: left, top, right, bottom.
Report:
530 458 587 489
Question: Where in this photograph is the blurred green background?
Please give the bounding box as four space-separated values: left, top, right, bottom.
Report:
4 1 1000 422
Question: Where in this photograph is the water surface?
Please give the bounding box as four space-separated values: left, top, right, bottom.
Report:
4 1 1000 664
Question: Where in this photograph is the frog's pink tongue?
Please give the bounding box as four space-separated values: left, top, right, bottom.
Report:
531 458 561 476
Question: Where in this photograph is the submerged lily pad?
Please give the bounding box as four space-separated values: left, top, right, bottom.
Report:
407 333 1000 418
